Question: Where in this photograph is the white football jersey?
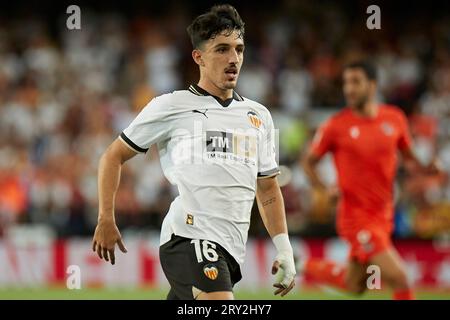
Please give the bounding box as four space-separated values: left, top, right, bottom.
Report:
120 84 279 265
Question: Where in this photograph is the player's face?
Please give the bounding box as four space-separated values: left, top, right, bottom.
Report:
343 68 375 110
197 30 244 90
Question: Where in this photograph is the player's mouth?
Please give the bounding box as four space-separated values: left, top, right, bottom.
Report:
224 67 238 81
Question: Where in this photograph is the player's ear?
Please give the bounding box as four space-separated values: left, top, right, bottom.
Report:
192 49 205 67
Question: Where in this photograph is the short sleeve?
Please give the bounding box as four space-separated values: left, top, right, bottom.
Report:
397 111 413 151
309 120 335 159
120 96 170 153
257 110 280 179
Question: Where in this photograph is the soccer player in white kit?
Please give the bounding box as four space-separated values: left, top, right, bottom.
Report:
92 4 296 300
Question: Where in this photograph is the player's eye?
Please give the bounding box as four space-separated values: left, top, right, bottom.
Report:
217 47 227 53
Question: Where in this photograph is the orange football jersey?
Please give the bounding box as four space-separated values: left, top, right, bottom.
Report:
310 105 412 232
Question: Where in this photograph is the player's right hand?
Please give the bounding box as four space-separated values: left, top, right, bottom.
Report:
92 218 127 265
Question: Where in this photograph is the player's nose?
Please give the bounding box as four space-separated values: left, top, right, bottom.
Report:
228 49 240 64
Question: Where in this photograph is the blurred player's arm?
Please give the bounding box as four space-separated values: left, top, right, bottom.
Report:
301 122 339 198
256 176 296 296
92 138 137 265
302 150 340 199
397 112 443 175
400 147 442 175
301 152 327 190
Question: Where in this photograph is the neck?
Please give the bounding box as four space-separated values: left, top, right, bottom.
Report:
353 101 378 118
197 78 233 101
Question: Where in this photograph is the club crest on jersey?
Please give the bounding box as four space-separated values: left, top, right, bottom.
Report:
247 110 262 129
381 122 394 136
203 264 219 280
349 126 360 139
357 230 374 253
357 230 371 244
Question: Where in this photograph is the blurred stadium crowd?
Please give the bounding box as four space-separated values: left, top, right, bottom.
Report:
0 1 449 239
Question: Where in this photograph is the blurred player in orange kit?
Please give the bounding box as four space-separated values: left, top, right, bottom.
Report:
301 61 442 300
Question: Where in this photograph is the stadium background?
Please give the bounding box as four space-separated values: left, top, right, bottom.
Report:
0 0 449 299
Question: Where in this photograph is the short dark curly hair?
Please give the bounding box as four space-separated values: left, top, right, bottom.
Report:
187 4 245 49
344 60 377 81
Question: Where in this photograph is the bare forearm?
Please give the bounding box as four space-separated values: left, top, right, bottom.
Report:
256 177 296 293
402 147 424 168
256 183 288 238
98 151 122 222
302 157 326 190
402 147 443 176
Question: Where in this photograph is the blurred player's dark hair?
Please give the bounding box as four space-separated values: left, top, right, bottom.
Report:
187 4 245 49
344 60 377 81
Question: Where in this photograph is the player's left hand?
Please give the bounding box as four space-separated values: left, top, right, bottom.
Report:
272 252 296 297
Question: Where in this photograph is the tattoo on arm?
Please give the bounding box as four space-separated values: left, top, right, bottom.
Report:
262 197 276 207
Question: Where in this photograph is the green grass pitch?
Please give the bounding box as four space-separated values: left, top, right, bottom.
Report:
0 286 449 300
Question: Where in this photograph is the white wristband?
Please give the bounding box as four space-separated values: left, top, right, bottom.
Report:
272 233 293 253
